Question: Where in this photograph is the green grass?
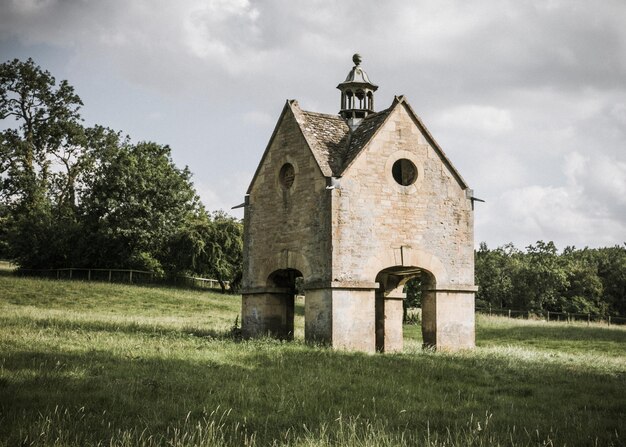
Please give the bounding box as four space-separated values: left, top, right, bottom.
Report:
1 275 625 446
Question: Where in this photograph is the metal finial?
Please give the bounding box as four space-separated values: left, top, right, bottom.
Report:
352 53 362 66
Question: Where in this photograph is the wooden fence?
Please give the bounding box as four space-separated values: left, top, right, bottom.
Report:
477 306 626 326
16 267 227 290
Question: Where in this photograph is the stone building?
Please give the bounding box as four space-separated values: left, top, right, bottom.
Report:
240 54 477 352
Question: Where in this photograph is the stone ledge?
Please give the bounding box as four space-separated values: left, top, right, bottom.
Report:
424 285 478 293
305 280 379 290
242 287 294 295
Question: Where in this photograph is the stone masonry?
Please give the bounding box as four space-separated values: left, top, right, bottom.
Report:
241 55 476 353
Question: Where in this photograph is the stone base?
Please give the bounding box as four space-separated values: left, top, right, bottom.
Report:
241 290 294 340
422 288 475 350
304 286 376 352
376 291 404 353
242 285 476 353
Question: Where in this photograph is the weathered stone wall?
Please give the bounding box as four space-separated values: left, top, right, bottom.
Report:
242 98 476 351
331 103 474 288
243 104 332 290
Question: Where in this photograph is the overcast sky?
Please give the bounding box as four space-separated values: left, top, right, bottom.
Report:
1 0 625 250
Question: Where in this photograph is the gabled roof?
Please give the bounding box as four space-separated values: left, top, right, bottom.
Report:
247 97 468 194
294 104 392 177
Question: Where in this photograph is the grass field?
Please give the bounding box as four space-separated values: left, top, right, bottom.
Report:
0 273 624 446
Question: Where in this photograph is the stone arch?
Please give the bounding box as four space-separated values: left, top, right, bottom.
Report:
374 264 437 353
258 250 312 287
364 246 449 287
242 251 310 341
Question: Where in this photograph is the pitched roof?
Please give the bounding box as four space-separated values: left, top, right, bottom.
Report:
247 97 468 194
292 108 348 177
294 97 468 189
293 103 391 177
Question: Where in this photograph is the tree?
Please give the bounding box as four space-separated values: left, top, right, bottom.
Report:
78 139 201 274
475 242 519 308
1 58 91 268
0 58 84 209
207 211 243 292
167 211 243 292
595 245 626 316
1 58 244 283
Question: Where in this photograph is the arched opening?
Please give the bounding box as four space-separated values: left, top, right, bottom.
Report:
355 89 365 109
345 90 354 109
265 268 303 340
375 266 436 352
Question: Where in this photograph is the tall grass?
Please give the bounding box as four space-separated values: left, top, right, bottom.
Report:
1 275 624 446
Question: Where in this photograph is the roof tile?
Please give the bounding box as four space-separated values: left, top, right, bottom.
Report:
297 108 390 176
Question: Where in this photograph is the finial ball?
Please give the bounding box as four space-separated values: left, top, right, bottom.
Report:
352 53 362 66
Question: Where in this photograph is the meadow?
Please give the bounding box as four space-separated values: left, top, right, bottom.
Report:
0 269 624 446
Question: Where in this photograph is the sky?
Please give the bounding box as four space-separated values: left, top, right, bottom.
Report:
1 0 625 250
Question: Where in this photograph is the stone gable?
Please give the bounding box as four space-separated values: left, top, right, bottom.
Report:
242 59 476 352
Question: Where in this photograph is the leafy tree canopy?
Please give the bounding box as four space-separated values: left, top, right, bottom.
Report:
476 241 626 317
0 58 242 287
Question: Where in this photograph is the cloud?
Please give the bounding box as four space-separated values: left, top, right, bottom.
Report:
1 0 625 247
477 150 626 248
241 110 275 128
437 105 513 136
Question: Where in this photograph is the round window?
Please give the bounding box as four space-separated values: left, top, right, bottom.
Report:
279 163 295 189
392 159 417 186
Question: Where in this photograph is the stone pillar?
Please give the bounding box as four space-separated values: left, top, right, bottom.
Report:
332 288 376 352
304 288 332 344
241 288 295 340
422 286 477 351
305 282 377 353
382 291 404 353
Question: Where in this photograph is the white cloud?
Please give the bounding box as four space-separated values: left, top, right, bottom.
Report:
241 110 275 128
477 150 626 248
1 0 625 247
437 105 513 136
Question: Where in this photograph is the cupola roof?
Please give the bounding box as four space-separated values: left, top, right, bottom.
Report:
337 54 378 90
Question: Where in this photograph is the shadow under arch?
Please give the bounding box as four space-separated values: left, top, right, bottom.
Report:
256 267 303 340
374 265 437 353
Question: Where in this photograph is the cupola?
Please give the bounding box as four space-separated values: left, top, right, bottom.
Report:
337 53 378 130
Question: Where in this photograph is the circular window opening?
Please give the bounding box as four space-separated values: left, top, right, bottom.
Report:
279 163 295 189
392 159 418 186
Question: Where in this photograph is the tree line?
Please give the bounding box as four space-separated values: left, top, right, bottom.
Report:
0 58 242 291
475 241 626 317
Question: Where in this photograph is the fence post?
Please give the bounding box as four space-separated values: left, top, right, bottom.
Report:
88 270 91 281
108 270 112 282
69 268 73 280
547 311 550 322
508 309 511 319
587 313 590 326
608 315 611 327
129 270 133 283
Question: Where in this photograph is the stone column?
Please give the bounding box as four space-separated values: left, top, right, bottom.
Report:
422 286 477 350
305 281 377 353
304 288 332 344
241 288 295 340
376 290 404 353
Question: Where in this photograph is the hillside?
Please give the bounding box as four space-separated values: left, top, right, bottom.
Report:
0 273 624 446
